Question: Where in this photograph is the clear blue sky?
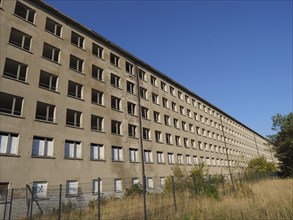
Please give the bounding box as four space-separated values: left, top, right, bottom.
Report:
45 0 292 137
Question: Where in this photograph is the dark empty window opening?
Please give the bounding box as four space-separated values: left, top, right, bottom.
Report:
45 17 62 37
35 101 55 122
43 43 60 63
66 109 82 127
68 80 83 99
3 58 27 81
39 70 58 91
14 1 35 23
9 28 31 51
0 92 23 116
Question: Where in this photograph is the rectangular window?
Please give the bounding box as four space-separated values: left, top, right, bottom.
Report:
166 133 172 144
3 58 27 82
138 69 146 81
142 128 150 140
69 55 83 72
45 17 62 37
129 148 138 162
14 1 35 23
92 179 102 194
92 43 103 58
185 95 190 104
91 115 104 132
191 139 195 148
66 109 82 127
0 92 23 116
126 62 134 74
127 102 136 115
147 178 154 189
126 81 135 94
182 121 187 131
150 75 157 86
140 87 147 99
110 53 119 67
171 102 177 112
64 140 81 159
66 180 78 196
111 120 121 135
193 156 198 165
91 89 104 105
177 154 183 164
170 86 175 96
155 130 162 142
189 124 194 133
71 31 84 48
0 183 9 201
180 106 185 115
161 81 166 91
112 146 123 161
32 181 48 199
141 107 149 119
43 43 60 63
92 65 103 81
0 132 18 155
152 93 159 104
9 28 32 51
187 109 191 118
111 73 120 88
111 96 121 111
157 151 164 163
186 155 191 165
144 150 153 163
178 91 183 100
128 124 136 138
68 80 83 99
160 177 165 187
153 111 160 123
132 178 139 185
114 179 122 192
39 70 58 91
35 101 55 122
175 135 181 146
32 136 53 157
90 143 104 160
162 98 168 108
173 118 179 128
168 153 174 164
164 115 170 126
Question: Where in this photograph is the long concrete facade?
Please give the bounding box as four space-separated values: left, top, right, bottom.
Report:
0 0 274 193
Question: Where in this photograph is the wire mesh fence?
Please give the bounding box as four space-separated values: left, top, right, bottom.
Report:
0 171 277 220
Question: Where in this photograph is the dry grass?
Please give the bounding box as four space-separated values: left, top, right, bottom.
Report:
28 178 293 220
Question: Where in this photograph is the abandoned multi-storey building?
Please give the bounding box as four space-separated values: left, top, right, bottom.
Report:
0 0 274 197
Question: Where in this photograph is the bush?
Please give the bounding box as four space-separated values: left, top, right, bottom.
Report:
124 183 144 197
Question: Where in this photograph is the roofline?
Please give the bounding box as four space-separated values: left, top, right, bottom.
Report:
27 0 270 142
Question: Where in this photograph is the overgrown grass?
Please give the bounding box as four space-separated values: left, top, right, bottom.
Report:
25 178 292 220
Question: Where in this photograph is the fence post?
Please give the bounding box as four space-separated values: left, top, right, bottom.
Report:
171 176 177 212
8 189 13 220
58 184 62 220
238 172 242 186
97 177 101 220
30 186 34 220
221 174 226 195
192 175 196 194
3 188 8 219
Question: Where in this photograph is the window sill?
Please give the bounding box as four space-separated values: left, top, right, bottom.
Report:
67 95 84 101
13 14 36 26
92 53 104 60
65 195 78 198
111 85 122 90
66 125 84 130
128 113 138 117
154 121 162 125
110 63 120 69
0 154 20 157
140 97 148 101
91 159 106 162
158 162 166 165
8 43 33 54
143 139 152 142
71 43 86 51
91 129 105 133
91 102 105 107
69 67 85 75
111 108 123 113
44 29 63 39
64 158 83 160
35 119 57 125
145 162 154 164
38 86 60 94
92 77 105 83
0 113 24 119
166 143 173 146
112 160 124 163
155 141 163 144
31 156 55 159
153 102 160 106
129 161 140 164
111 133 123 137
41 56 61 65
129 136 139 140
127 92 136 96
2 75 29 84
142 118 151 121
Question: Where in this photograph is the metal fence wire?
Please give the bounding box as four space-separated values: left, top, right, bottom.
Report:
0 172 276 220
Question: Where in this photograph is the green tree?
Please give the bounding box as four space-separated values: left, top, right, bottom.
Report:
246 156 277 173
268 113 293 177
